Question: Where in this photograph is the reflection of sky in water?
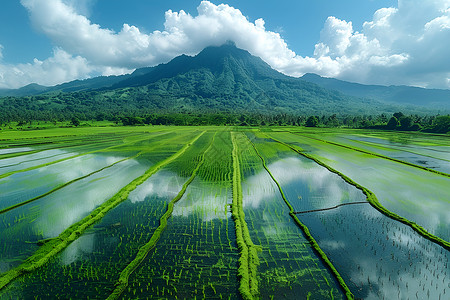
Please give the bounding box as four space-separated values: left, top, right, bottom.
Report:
241 156 365 211
242 167 278 209
0 149 74 171
0 154 126 210
300 205 449 300
128 170 184 204
60 234 95 265
347 135 450 160
239 153 340 299
335 135 450 173
321 150 450 240
34 158 149 238
0 147 33 155
47 170 181 266
268 156 365 211
241 160 302 241
172 178 230 221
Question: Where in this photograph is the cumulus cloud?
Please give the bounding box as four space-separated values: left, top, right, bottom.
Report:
1 0 449 89
0 48 92 89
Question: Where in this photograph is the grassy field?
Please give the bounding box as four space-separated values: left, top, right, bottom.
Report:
0 126 448 299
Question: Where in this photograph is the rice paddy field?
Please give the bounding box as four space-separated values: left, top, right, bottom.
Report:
0 126 448 299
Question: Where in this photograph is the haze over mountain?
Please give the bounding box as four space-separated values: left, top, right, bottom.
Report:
0 44 447 121
301 73 450 109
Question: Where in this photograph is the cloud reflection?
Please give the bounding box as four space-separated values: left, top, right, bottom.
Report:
34 159 148 238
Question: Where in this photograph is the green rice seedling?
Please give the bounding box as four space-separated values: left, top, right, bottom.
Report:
0 131 205 293
289 131 450 177
238 132 348 299
257 131 449 299
0 131 174 180
107 133 216 299
265 132 449 250
231 132 261 300
0 152 146 215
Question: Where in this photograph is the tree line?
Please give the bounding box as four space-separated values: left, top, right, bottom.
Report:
5 112 444 134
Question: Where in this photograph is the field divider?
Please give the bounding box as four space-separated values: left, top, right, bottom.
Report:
246 135 354 300
290 131 450 178
293 201 369 214
0 132 139 160
0 152 146 215
341 136 450 163
231 132 260 300
265 133 450 251
0 131 205 292
0 131 172 180
106 132 216 300
0 152 75 169
1 130 194 215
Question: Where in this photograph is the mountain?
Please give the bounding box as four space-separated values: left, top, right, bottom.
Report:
301 73 450 108
0 83 50 97
1 43 442 121
97 43 388 115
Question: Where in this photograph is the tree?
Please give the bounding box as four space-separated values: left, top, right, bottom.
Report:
428 115 450 133
71 117 80 127
305 116 319 127
393 112 404 119
399 116 413 130
386 116 399 130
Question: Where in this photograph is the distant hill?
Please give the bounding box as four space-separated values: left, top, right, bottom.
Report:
0 83 50 97
1 43 445 121
301 73 450 108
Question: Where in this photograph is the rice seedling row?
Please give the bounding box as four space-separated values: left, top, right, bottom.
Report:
322 134 450 173
266 131 450 244
230 132 260 299
0 131 141 160
235 132 345 299
1 131 215 299
118 132 239 299
0 127 447 299
243 132 350 299
107 131 216 299
0 151 145 215
299 204 449 299
253 132 449 299
0 130 183 213
0 131 173 180
289 131 450 177
0 131 205 291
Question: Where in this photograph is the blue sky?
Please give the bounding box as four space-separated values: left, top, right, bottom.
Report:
0 0 449 89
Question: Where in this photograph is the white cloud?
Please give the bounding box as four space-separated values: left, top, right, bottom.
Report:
0 48 92 89
0 0 449 89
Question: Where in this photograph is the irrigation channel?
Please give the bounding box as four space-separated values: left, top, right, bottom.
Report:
0 126 448 299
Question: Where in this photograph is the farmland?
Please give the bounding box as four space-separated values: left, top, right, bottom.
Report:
0 126 448 299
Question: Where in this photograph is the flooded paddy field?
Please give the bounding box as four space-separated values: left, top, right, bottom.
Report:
0 126 448 299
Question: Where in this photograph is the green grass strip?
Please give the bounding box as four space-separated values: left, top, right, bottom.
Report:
0 131 171 180
0 133 134 160
0 152 145 215
0 149 48 160
266 133 450 251
0 131 205 292
106 132 216 299
290 131 450 178
247 136 354 300
231 132 260 300
0 131 193 215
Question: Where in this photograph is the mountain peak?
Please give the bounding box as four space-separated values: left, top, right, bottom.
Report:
196 42 253 61
112 43 286 89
